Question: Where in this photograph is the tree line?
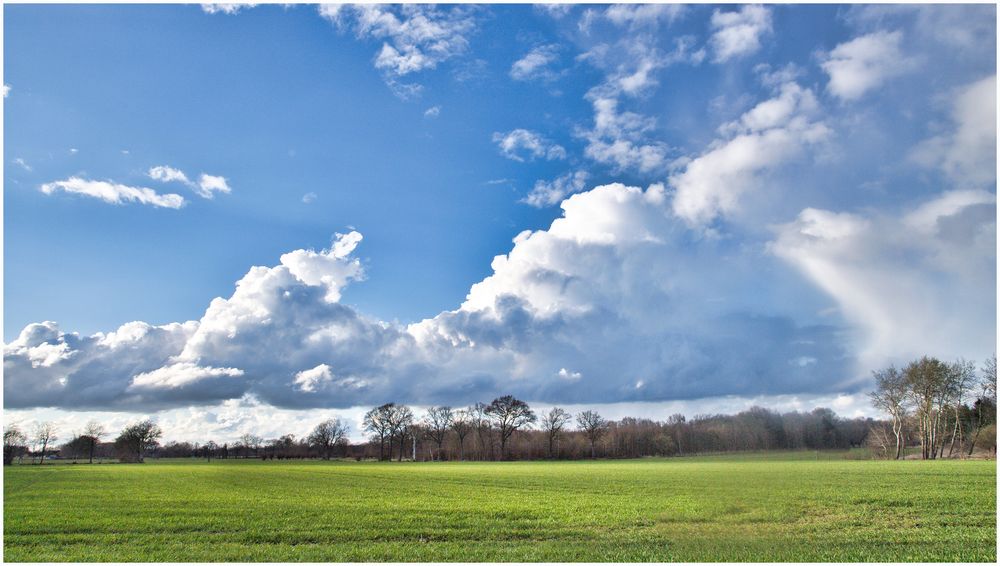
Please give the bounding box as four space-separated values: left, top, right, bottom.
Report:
5 357 995 465
868 355 996 459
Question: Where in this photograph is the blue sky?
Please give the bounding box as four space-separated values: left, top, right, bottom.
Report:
3 3 996 441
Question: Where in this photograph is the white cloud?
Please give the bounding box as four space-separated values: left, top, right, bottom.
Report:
492 129 566 162
911 75 997 188
754 62 803 88
131 362 244 390
770 190 996 372
148 165 191 185
201 4 256 15
302 192 318 204
557 368 582 381
149 166 232 199
845 4 994 52
604 4 685 29
3 84 10 97
510 44 562 82
196 174 232 199
12 157 31 172
536 4 573 20
293 364 334 393
39 177 186 209
670 82 831 227
821 30 915 102
320 4 476 82
275 231 365 303
575 35 704 177
709 5 772 63
580 96 669 174
6 184 858 411
423 105 441 118
4 322 77 369
524 170 589 208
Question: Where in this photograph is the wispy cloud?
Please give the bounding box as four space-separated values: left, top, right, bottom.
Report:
524 170 589 208
201 3 256 16
40 177 185 209
319 4 477 97
492 129 566 162
709 5 772 63
510 44 562 82
148 165 232 199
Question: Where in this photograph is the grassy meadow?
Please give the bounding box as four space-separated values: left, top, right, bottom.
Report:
3 454 996 562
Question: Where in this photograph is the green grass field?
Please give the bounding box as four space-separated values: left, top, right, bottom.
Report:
3 455 996 562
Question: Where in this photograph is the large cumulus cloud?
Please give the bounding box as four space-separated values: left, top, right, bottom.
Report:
6 182 866 411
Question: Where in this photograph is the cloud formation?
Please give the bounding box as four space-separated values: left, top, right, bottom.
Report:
6 183 864 412
821 30 915 101
510 44 562 82
492 129 567 162
670 82 830 227
320 4 476 97
40 177 186 209
148 166 232 199
770 189 996 371
524 170 589 208
201 4 255 16
604 4 685 30
911 75 997 188
709 5 772 63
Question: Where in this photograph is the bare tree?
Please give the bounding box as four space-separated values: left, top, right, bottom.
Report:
485 395 536 460
4 424 27 466
540 407 571 458
866 422 895 459
115 420 162 463
967 355 998 456
450 409 473 461
577 410 609 459
81 421 105 464
204 440 218 462
387 404 414 462
309 418 349 460
239 433 264 458
363 403 394 460
423 406 453 461
33 422 58 465
470 402 493 460
985 354 997 400
666 414 686 454
904 357 953 459
946 360 976 457
869 366 908 459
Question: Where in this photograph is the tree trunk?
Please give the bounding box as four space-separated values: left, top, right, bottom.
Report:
38 439 48 465
398 435 404 462
947 406 961 458
590 441 596 459
89 439 95 464
893 417 902 460
968 425 982 456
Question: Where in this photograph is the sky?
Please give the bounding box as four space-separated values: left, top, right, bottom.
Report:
3 3 997 443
